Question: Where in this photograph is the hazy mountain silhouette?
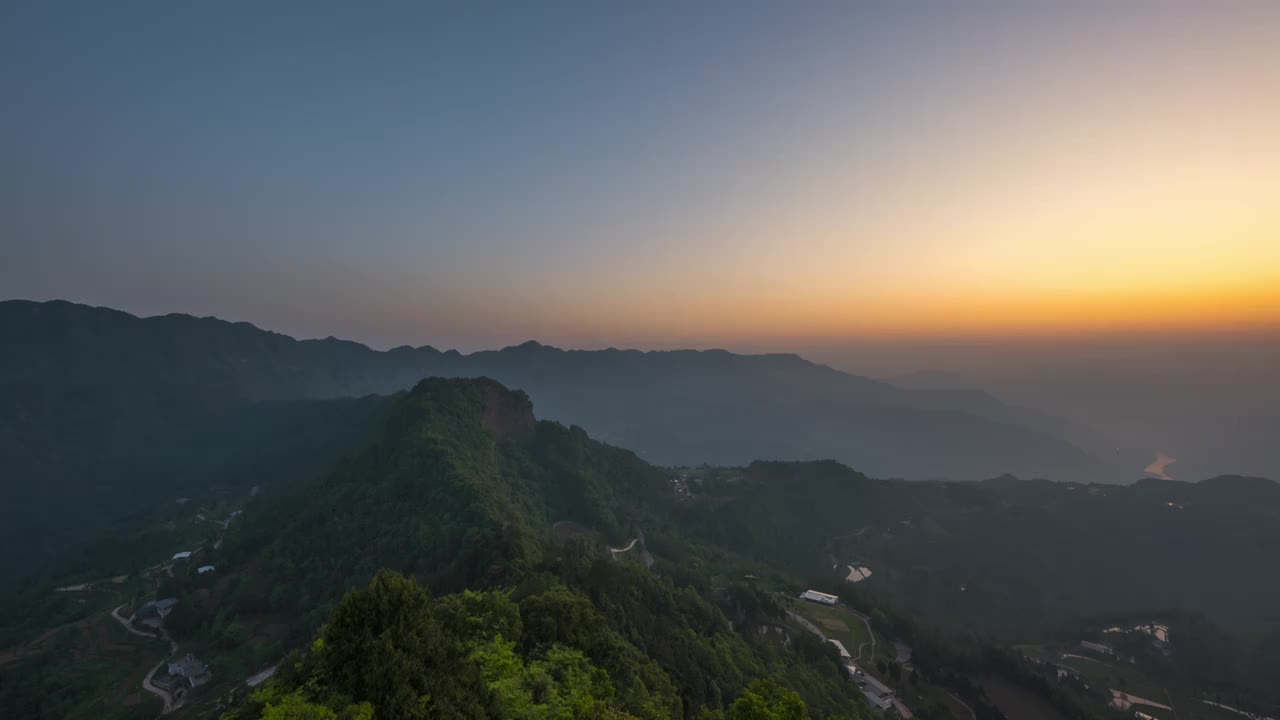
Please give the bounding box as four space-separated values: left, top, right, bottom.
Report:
0 299 1110 582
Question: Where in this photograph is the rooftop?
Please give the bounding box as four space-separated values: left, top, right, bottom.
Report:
168 654 207 678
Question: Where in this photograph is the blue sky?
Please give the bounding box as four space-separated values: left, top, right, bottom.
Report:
3 2 1277 349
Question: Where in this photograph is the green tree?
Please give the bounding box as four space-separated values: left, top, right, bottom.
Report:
321 570 498 720
472 636 631 719
726 680 808 720
260 692 337 720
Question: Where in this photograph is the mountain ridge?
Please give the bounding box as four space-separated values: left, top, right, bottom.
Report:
5 377 1279 720
1 298 1110 586
1 298 1099 474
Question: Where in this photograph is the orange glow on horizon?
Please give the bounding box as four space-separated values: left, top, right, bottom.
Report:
517 271 1280 348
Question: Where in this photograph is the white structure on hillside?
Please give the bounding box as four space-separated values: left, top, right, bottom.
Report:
168 653 212 688
172 551 192 560
829 639 851 659
799 589 838 606
1080 640 1116 657
197 565 215 574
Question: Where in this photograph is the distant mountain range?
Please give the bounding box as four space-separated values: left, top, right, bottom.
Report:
1 298 1112 583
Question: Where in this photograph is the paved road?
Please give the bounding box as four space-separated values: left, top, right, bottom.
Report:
786 610 828 640
246 665 278 688
608 538 639 554
111 605 157 640
608 533 654 568
787 606 878 662
1061 653 1112 668
945 691 977 720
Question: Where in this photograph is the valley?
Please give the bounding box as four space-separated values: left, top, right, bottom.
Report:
3 377 1277 720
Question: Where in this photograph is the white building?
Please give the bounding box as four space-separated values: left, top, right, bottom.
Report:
197 565 215 574
1080 640 1115 656
800 589 838 606
828 639 851 659
172 551 192 560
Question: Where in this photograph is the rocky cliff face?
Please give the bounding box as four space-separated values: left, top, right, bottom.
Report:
480 382 535 438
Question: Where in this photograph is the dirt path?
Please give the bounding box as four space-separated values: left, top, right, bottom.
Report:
110 604 176 652
111 604 180 715
142 660 175 714
848 609 876 661
111 605 158 640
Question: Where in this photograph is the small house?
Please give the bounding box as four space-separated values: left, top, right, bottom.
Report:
1080 640 1116 656
137 598 179 620
828 639 852 659
168 653 212 688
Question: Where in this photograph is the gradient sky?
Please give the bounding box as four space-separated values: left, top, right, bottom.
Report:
3 2 1278 351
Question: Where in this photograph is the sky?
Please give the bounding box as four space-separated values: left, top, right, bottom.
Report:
3 1 1278 352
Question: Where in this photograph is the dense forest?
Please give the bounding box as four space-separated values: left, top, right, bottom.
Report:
3 376 1277 719
0 379 878 719
677 462 1280 635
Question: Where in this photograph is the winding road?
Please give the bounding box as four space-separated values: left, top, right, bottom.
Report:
608 538 640 554
110 604 178 714
945 691 977 720
608 530 654 567
786 610 827 640
142 660 175 714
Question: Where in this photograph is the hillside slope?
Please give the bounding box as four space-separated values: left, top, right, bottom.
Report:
677 462 1280 635
0 299 1106 583
7 378 1274 720
6 378 875 720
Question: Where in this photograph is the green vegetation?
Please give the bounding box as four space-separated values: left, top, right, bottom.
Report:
5 371 1279 720
226 568 867 720
678 461 1280 655
33 378 872 720
0 612 162 720
786 601 872 663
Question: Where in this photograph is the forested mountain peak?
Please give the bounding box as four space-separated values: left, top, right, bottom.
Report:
1 299 1110 587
